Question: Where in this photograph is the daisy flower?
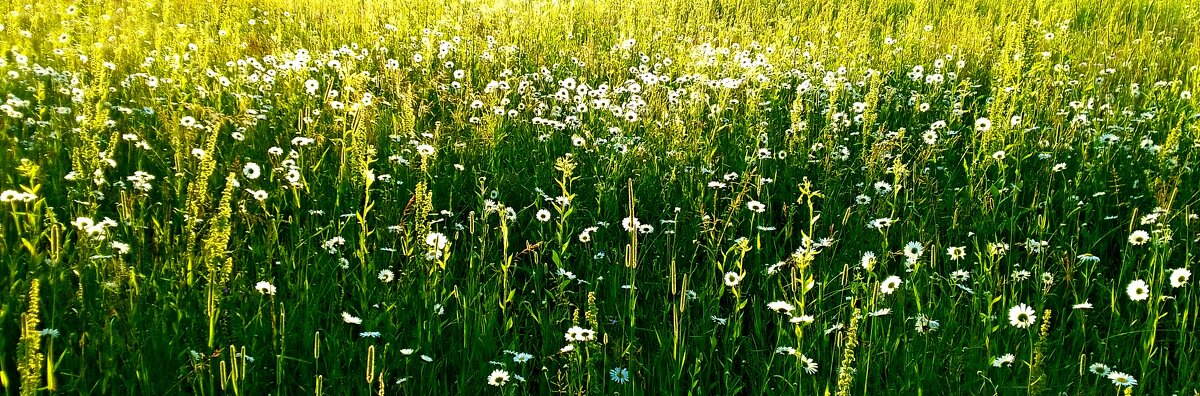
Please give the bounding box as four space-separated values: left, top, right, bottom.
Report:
1088 363 1110 376
868 217 893 229
791 315 815 325
609 367 630 384
946 246 966 261
1126 279 1150 301
903 241 924 259
991 353 1015 367
564 326 596 342
416 144 436 157
621 216 641 232
767 301 795 314
799 355 818 374
243 162 261 179
1107 371 1137 387
1169 268 1191 288
723 271 742 287
974 117 992 132
1127 230 1150 246
487 369 510 386
880 276 902 295
860 251 877 271
254 281 276 295
1007 303 1036 328
425 232 448 250
378 269 395 283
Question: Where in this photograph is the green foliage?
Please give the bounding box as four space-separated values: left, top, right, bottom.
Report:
0 0 1198 394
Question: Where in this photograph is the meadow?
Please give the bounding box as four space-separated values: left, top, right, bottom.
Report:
1 0 1198 394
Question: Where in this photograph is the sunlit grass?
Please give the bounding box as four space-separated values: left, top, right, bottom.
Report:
0 0 1197 394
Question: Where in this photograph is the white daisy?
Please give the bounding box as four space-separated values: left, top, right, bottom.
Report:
975 117 992 132
791 315 815 325
254 281 276 295
416 144 436 157
767 301 795 314
249 189 268 201
243 162 261 179
425 232 448 250
991 353 1015 367
564 326 596 342
378 269 395 283
799 355 818 374
1169 268 1191 288
1007 303 1036 328
1126 279 1150 301
1128 230 1150 246
1107 371 1137 387
860 251 877 271
903 241 924 259
946 246 966 261
487 369 510 386
880 276 902 295
723 271 742 287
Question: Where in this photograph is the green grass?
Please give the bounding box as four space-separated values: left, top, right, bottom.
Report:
0 0 1198 394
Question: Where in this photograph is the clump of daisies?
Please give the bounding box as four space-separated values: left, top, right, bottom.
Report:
72 217 118 241
425 231 449 260
902 241 924 267
767 300 796 318
912 314 940 334
564 326 597 343
254 281 276 295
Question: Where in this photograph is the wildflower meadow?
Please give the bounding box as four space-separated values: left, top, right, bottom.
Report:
1 0 1198 394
